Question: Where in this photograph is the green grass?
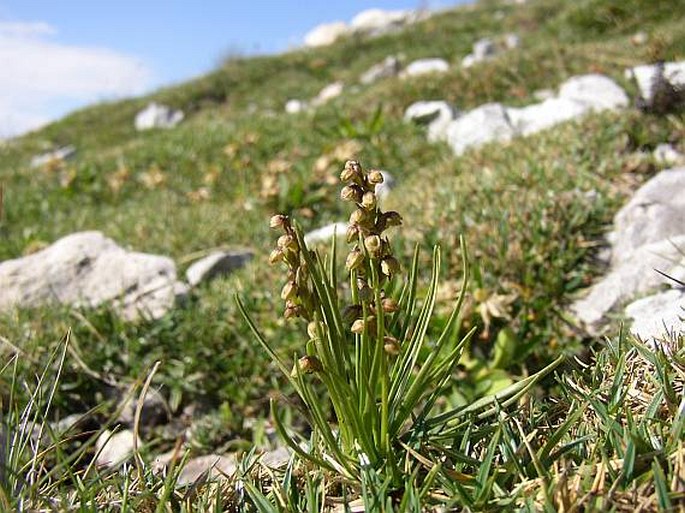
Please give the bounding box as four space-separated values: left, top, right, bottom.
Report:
1 0 684 509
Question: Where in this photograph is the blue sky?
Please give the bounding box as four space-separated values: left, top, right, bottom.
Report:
0 0 464 138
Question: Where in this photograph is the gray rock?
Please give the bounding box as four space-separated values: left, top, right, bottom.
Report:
506 97 588 136
626 289 685 342
608 167 685 265
404 100 456 141
261 446 291 468
653 143 684 166
401 58 449 78
186 250 253 287
30 145 76 169
571 236 685 330
285 99 306 114
446 103 515 155
176 454 237 486
350 9 413 35
312 82 344 106
473 38 496 60
303 21 347 47
558 74 629 111
626 61 685 104
504 33 521 49
360 56 402 85
533 89 556 101
303 223 348 246
0 231 184 321
135 103 184 131
117 387 169 427
96 429 140 468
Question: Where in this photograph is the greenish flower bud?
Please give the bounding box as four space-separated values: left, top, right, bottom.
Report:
357 278 373 302
341 185 363 203
284 301 302 319
381 297 399 313
307 321 320 340
380 256 400 277
294 355 323 375
269 248 284 265
361 191 376 210
364 234 382 257
383 336 400 355
281 281 298 301
269 214 288 229
340 160 362 183
277 234 298 252
345 248 365 272
350 319 365 334
346 224 360 243
380 211 403 229
367 170 384 185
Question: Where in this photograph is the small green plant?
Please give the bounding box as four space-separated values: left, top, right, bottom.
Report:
237 160 562 487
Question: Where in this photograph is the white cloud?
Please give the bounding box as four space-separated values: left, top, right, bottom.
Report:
0 21 154 138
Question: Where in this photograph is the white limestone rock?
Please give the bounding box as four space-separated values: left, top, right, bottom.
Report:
404 101 456 142
135 103 184 131
304 21 347 47
446 103 515 155
0 231 184 321
653 143 684 166
360 56 402 84
176 454 237 486
30 145 76 169
626 289 685 342
304 223 348 246
571 236 685 330
506 97 588 136
558 74 629 111
312 82 344 106
626 61 685 104
608 167 685 265
186 250 253 287
96 429 140 468
401 58 449 78
285 99 306 114
350 9 411 35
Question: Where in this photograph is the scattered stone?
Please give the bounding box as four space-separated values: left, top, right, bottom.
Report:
261 446 291 468
30 145 76 169
0 231 185 321
96 429 140 468
285 99 306 114
401 58 449 78
607 167 685 265
303 222 348 246
631 31 648 46
558 74 629 111
134 102 184 131
186 250 253 287
360 56 402 84
571 236 685 330
312 82 344 106
350 9 412 35
176 454 237 486
506 97 587 136
117 387 169 427
504 33 521 49
626 61 685 106
653 143 684 166
404 101 456 142
626 289 685 342
446 103 515 155
473 38 496 60
304 21 348 48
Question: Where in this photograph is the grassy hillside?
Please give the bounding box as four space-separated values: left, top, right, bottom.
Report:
1 0 684 509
